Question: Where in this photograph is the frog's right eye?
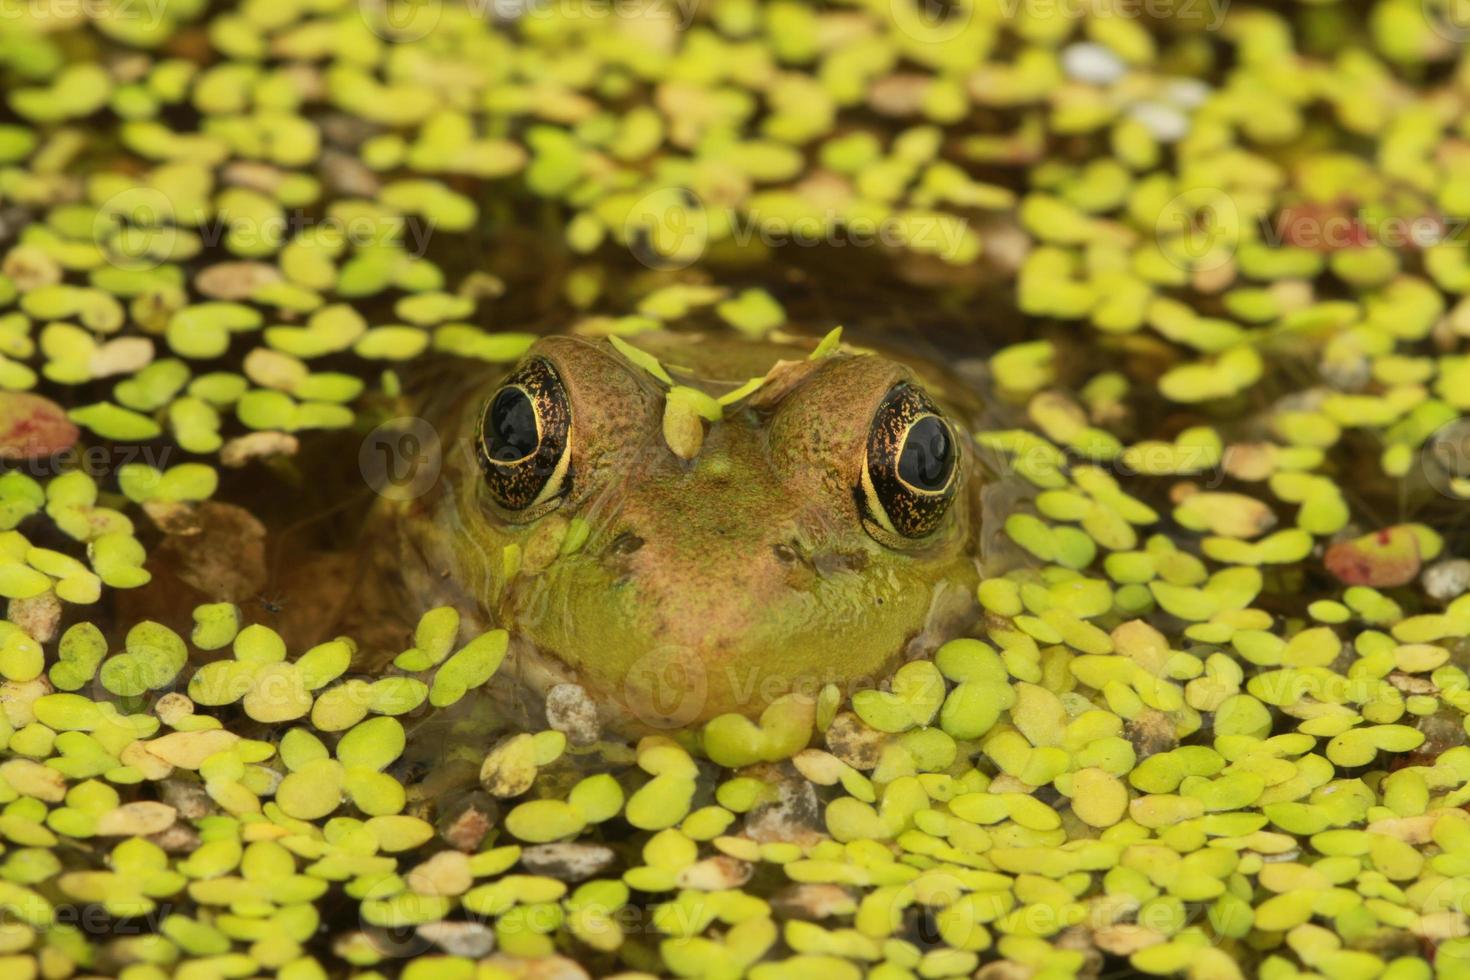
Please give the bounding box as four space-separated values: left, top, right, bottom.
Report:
860 383 958 540
475 357 572 512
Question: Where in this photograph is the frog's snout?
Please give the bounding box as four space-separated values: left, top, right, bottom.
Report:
504 516 927 728
608 553 833 724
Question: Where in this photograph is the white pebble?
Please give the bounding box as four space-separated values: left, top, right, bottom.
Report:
545 682 601 746
1061 43 1128 86
417 921 496 958
1423 559 1470 602
1163 77 1212 109
1129 101 1191 143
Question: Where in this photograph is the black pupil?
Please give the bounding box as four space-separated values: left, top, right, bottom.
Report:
487 388 538 462
898 416 953 491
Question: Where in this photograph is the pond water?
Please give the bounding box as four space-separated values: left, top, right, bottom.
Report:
0 1 1468 978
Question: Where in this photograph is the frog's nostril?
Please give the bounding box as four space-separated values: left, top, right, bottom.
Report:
772 542 799 564
609 532 644 556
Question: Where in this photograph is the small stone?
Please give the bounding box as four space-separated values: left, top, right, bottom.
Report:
1126 709 1178 760
744 771 823 845
1162 78 1212 108
321 150 381 198
1129 102 1190 142
676 856 753 891
148 821 202 854
195 262 284 300
144 501 202 536
219 431 300 467
544 683 600 746
519 843 617 882
1061 43 1127 85
438 793 497 853
823 712 887 770
1423 559 1470 602
7 594 60 644
770 884 859 921
158 777 215 820
417 921 496 958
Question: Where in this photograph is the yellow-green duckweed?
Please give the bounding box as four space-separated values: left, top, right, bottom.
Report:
0 0 1465 976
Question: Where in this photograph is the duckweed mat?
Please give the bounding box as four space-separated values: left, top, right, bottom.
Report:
0 0 1467 978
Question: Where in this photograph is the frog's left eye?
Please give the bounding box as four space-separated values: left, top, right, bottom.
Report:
475 357 572 512
861 384 958 539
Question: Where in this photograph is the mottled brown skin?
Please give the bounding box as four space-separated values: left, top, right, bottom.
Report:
384 330 981 730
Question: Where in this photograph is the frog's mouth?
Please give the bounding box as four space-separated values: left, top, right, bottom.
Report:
492 568 980 735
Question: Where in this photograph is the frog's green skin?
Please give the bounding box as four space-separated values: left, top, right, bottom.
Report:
376 330 981 731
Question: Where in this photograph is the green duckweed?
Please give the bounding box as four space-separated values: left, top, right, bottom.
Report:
0 0 1463 977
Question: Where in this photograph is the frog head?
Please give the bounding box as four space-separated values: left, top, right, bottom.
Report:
413 332 980 729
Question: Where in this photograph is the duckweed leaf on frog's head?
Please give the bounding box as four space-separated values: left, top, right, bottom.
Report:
663 385 723 460
808 326 844 360
608 336 673 385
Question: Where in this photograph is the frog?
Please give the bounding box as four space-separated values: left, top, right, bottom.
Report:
358 327 983 733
